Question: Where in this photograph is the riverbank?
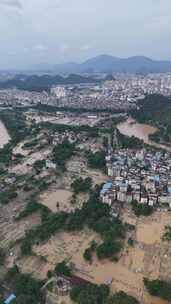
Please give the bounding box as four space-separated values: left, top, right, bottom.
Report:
117 117 171 153
0 120 10 148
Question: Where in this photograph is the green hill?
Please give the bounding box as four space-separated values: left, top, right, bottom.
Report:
131 94 171 144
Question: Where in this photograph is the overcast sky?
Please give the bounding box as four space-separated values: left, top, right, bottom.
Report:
0 0 171 68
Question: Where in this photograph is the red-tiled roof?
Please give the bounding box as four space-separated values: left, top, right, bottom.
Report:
61 275 91 286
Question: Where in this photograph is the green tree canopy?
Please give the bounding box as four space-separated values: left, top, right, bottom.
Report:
110 291 139 304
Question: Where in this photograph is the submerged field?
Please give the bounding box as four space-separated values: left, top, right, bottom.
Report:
4 208 170 304
1 108 171 304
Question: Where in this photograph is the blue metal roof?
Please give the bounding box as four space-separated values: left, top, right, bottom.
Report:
154 175 160 182
103 182 112 188
100 182 113 194
4 294 16 304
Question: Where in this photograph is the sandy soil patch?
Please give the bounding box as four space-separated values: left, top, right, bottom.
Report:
0 213 41 249
17 255 50 280
46 292 73 304
33 230 99 270
10 149 50 174
40 189 73 213
144 294 169 304
122 209 137 226
137 222 163 245
83 169 108 185
81 260 144 299
5 201 171 304
128 247 145 271
0 199 41 249
73 255 168 304
135 212 171 246
66 156 108 186
13 141 30 157
19 210 171 304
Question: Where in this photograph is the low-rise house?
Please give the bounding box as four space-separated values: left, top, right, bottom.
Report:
126 193 133 203
107 165 114 177
132 192 140 202
54 275 90 296
46 160 56 169
101 193 113 206
158 195 170 205
148 194 158 206
100 181 113 197
117 191 127 202
4 177 16 185
140 196 148 204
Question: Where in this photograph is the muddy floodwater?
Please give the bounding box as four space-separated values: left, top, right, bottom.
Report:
117 117 171 152
0 120 10 148
40 189 73 213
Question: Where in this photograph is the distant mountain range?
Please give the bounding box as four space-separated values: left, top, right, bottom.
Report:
32 55 171 74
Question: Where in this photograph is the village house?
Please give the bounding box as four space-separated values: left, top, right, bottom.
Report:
101 148 171 211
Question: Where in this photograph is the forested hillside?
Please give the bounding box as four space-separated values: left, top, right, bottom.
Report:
132 94 171 143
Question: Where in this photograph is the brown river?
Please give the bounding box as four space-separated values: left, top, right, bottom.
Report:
0 120 10 148
117 117 171 152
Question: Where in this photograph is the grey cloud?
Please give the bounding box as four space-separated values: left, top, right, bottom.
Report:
0 0 171 69
0 0 22 9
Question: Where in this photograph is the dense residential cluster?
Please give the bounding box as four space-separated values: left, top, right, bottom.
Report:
1 88 171 304
101 148 171 212
0 73 171 110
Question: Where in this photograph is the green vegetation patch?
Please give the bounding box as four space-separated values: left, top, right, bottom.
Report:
117 130 144 149
39 121 99 137
5 266 43 304
16 200 50 221
21 190 126 261
70 283 110 304
83 240 97 263
131 94 171 144
0 110 31 145
0 188 18 205
131 200 153 217
163 225 171 241
71 177 92 194
0 248 5 265
144 278 171 301
55 260 72 277
87 150 106 170
52 140 75 170
111 291 139 304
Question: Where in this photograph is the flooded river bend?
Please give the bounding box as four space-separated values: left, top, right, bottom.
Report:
117 117 171 152
0 120 10 148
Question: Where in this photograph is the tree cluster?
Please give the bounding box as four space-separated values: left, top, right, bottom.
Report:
87 150 106 170
70 283 110 304
52 140 75 170
131 200 153 217
21 190 126 261
71 177 92 194
110 291 139 304
5 266 43 304
144 278 171 301
0 188 18 205
83 240 97 262
131 94 171 144
0 248 5 265
117 130 143 149
55 261 72 277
